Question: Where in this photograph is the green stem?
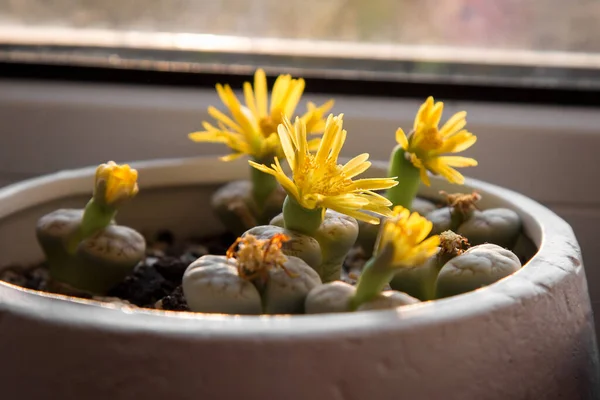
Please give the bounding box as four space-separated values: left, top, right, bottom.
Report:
250 158 278 210
282 196 323 235
385 145 421 210
66 198 116 253
349 251 395 311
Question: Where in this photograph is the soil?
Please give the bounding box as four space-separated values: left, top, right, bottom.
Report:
0 230 370 312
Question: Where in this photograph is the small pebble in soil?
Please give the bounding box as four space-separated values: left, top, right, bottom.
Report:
155 286 189 311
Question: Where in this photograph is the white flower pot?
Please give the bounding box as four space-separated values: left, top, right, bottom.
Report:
0 157 597 400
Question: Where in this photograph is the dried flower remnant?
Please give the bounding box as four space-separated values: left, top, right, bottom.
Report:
440 190 481 216
439 230 470 256
227 233 296 282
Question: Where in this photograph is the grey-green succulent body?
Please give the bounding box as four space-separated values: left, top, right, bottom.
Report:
182 254 321 314
435 243 522 298
37 207 145 294
211 179 285 237
427 207 522 248
305 281 420 314
269 209 358 282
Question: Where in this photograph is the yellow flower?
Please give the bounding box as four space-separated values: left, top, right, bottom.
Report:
189 68 334 162
249 114 398 224
94 161 139 207
376 206 440 267
396 96 478 185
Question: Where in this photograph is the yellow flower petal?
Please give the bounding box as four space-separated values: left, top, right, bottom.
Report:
395 128 409 150
243 81 258 119
220 153 244 162
438 156 478 167
439 132 477 154
208 106 242 133
307 137 321 151
302 99 335 134
419 166 431 186
428 101 444 127
342 154 371 178
270 74 290 114
283 79 306 118
277 123 296 170
439 111 467 137
427 160 466 185
414 96 433 131
348 178 399 191
254 69 268 117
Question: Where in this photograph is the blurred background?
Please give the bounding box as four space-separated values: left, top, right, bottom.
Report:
0 0 599 328
2 0 600 51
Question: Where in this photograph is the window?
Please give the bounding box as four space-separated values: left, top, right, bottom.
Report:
1 0 600 104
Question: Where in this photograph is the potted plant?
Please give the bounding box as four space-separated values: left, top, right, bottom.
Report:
0 69 597 400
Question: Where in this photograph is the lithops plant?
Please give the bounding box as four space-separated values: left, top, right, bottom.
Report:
183 233 321 314
270 209 359 283
244 224 322 274
248 113 398 283
305 280 420 314
389 230 470 301
386 96 478 209
457 208 522 249
306 206 439 313
356 96 478 256
355 197 437 258
36 162 145 295
188 68 334 236
427 191 522 249
435 243 522 298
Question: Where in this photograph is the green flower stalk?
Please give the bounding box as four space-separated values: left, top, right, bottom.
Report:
386 96 478 209
249 114 398 282
182 233 321 314
188 68 334 235
36 162 145 295
349 206 440 310
357 97 478 259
